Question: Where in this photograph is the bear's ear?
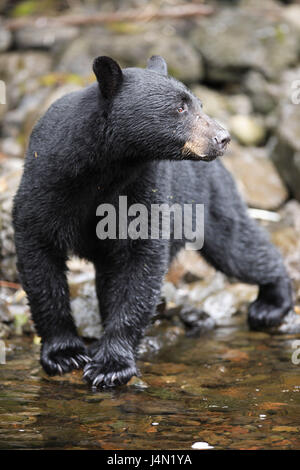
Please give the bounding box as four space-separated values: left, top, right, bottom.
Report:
93 56 123 100
147 55 168 76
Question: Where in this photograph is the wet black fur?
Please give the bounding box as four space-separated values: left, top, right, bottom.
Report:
13 56 293 388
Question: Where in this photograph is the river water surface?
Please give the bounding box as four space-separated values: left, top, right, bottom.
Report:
0 324 300 450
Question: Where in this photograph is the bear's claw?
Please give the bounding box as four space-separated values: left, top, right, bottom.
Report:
83 362 138 389
41 337 91 376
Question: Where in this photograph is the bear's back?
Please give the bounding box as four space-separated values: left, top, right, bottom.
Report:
26 83 101 163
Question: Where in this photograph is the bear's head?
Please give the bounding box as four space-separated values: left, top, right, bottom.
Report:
93 55 230 162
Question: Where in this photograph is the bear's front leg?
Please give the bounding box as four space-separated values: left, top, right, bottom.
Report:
83 240 168 388
14 233 90 375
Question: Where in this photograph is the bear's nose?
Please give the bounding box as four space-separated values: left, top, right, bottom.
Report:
213 130 231 149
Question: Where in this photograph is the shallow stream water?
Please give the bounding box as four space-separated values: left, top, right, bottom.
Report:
0 323 299 450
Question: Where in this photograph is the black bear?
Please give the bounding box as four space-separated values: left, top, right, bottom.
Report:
13 56 293 388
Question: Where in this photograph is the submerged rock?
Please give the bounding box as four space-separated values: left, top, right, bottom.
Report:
138 322 184 359
178 306 215 336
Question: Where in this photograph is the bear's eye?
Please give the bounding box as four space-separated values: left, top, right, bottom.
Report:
177 103 188 114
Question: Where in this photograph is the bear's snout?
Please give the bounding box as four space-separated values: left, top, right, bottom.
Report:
213 129 231 152
182 114 230 161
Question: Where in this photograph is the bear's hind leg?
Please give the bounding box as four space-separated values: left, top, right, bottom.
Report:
201 162 293 330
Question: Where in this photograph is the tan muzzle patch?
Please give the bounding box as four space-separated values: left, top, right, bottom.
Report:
182 140 206 158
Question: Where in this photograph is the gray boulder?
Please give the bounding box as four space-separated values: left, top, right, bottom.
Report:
15 25 79 50
224 142 288 210
191 6 299 81
59 25 203 83
0 22 12 52
271 103 300 202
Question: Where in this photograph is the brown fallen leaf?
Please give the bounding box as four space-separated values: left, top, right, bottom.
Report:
220 387 247 398
273 439 291 447
272 426 298 433
146 427 157 433
222 349 249 362
240 446 262 450
222 425 249 435
260 402 287 410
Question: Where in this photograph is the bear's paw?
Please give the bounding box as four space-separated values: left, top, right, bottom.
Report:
41 336 90 376
83 343 138 388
